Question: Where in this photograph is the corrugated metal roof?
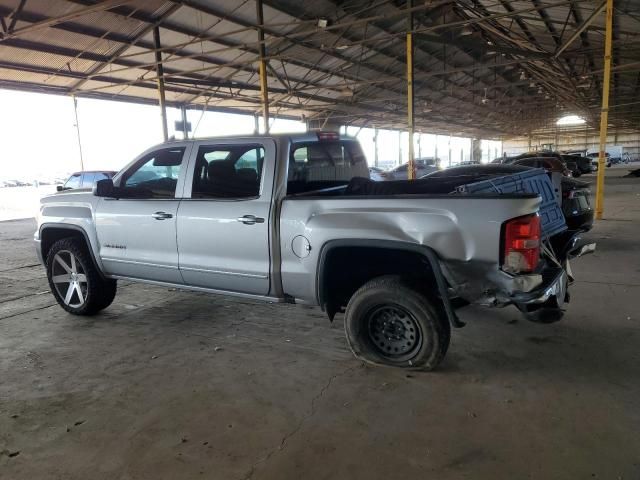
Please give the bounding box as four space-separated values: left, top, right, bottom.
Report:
0 0 638 137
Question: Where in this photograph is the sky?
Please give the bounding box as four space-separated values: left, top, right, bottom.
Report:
0 89 305 181
0 88 501 181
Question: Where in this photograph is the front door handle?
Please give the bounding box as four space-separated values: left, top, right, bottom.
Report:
152 211 173 220
237 215 265 225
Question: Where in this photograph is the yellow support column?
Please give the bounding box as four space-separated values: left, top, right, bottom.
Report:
256 0 270 134
407 0 415 180
595 0 613 219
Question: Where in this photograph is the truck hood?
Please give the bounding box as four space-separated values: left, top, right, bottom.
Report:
39 189 99 221
42 189 94 203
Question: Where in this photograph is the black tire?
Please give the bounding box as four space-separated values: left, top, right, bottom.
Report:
344 275 450 370
46 238 117 315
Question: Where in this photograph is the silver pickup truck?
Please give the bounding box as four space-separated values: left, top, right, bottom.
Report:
35 132 594 370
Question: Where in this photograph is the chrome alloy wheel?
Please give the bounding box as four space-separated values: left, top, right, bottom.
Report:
51 250 88 308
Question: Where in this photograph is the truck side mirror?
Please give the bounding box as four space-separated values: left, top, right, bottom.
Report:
93 178 114 197
56 185 64 192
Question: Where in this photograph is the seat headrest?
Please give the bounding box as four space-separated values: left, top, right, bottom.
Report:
236 168 258 184
208 161 235 180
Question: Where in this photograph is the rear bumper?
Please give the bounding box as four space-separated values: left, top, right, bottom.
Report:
443 261 574 308
509 267 567 305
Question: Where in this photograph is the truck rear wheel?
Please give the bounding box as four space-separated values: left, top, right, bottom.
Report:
46 238 117 315
344 276 450 370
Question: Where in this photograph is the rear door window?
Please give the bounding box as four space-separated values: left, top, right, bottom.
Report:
191 144 264 199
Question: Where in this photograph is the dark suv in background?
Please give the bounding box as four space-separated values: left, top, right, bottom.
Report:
58 171 117 191
509 151 593 176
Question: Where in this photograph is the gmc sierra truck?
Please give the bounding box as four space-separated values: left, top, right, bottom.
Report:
35 132 594 370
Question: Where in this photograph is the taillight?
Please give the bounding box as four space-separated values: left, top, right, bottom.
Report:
502 214 541 273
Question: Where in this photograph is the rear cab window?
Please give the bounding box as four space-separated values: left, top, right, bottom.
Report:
287 137 368 195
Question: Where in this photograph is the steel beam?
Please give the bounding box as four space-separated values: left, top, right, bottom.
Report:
6 0 26 33
256 0 270 133
153 27 169 142
407 0 415 180
0 0 133 41
595 0 613 219
554 0 607 58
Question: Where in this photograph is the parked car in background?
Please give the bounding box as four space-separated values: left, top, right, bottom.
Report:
424 164 593 232
58 171 117 191
368 166 389 181
414 157 440 168
510 151 580 176
564 149 587 157
386 160 439 180
587 151 629 168
561 154 594 175
587 145 625 165
561 177 593 232
506 157 572 177
491 156 517 164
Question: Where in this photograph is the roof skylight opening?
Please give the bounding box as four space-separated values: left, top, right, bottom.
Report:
557 115 586 126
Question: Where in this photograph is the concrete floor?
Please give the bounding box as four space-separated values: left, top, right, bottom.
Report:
1 167 639 480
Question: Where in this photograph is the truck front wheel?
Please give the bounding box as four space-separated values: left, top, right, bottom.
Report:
46 238 117 315
344 276 450 370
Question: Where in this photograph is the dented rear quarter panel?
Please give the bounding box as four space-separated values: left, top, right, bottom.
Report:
279 194 541 303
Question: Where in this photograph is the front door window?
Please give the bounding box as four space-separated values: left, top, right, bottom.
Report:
120 148 185 198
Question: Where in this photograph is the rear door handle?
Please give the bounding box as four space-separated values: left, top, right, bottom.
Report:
152 211 173 220
237 215 264 225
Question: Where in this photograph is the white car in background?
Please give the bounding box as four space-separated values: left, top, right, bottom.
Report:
386 159 439 180
368 166 389 181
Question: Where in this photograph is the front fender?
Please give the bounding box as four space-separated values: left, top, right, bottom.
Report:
38 222 105 278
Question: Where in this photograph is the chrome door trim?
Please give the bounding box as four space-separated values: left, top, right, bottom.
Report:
179 265 268 279
101 257 180 270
